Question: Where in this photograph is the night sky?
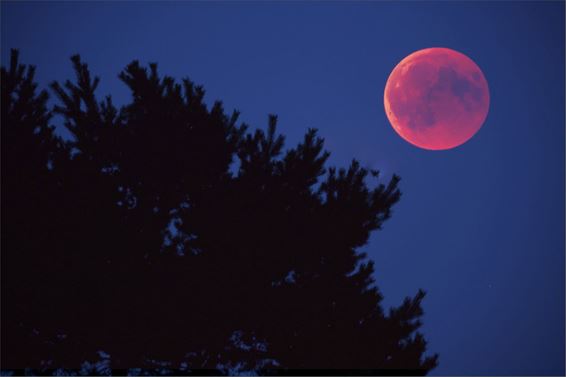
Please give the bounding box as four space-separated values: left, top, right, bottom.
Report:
2 2 564 375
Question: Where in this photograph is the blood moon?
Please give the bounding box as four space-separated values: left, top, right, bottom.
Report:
384 47 490 150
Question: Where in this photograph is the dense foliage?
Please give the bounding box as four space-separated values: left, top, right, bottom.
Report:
1 50 437 375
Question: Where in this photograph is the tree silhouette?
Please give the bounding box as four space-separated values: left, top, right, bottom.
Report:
1 50 438 375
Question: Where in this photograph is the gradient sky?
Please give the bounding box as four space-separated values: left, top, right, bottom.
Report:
2 2 564 375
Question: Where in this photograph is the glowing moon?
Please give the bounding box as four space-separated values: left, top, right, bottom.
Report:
384 47 490 150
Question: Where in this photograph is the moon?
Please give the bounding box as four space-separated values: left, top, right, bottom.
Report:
384 47 490 150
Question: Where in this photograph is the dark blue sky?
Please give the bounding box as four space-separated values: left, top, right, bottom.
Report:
2 2 564 375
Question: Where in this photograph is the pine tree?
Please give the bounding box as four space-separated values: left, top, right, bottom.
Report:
1 50 438 375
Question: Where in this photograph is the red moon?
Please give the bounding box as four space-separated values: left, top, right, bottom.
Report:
384 47 490 150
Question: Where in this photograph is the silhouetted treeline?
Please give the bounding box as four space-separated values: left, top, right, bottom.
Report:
1 49 438 375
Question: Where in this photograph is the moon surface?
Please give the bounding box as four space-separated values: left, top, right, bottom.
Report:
384 47 490 150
